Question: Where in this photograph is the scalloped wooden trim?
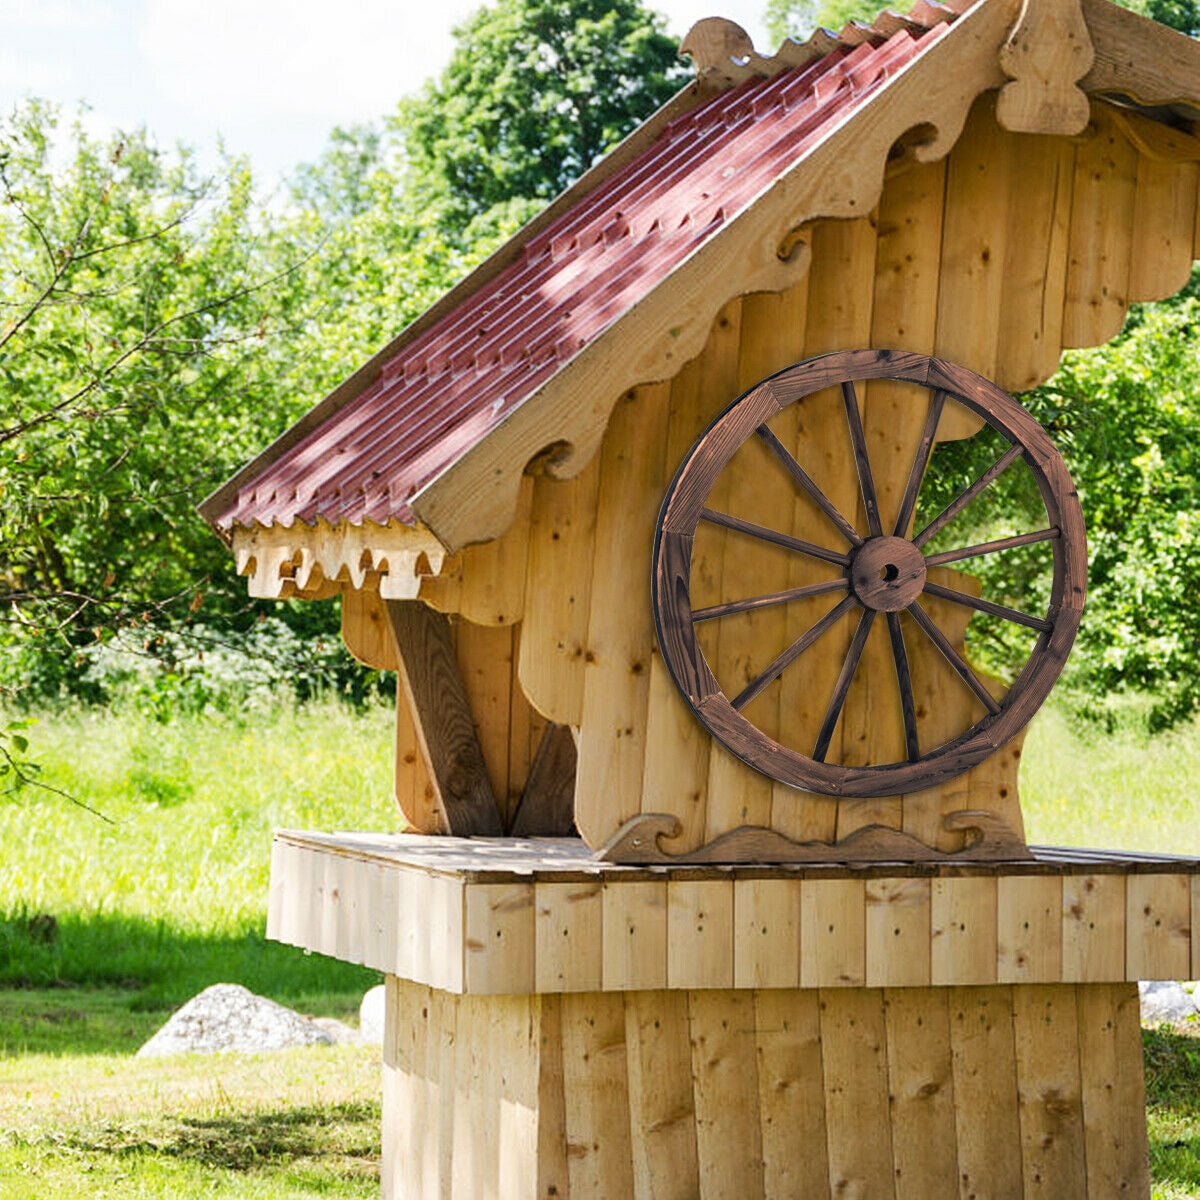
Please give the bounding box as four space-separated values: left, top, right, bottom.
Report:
997 0 1094 135
231 518 446 600
596 810 1032 864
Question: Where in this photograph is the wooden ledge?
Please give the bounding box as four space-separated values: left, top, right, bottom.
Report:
268 831 1200 995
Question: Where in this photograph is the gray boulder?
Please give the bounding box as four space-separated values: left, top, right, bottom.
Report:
1139 980 1200 1026
137 983 336 1057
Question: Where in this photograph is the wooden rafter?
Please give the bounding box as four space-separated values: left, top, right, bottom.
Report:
385 600 504 837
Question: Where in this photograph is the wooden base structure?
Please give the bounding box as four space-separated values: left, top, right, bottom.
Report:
268 832 1200 1199
383 977 1147 1200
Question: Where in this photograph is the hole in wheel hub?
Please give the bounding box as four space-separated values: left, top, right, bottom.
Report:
849 537 926 612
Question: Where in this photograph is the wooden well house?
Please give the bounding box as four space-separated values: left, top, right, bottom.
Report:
205 0 1200 1194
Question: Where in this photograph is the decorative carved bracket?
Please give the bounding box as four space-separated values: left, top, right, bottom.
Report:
596 811 1033 865
997 0 1094 136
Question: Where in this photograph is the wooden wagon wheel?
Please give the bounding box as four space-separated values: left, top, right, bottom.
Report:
652 349 1087 799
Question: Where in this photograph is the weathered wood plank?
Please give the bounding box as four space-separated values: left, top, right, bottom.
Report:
510 722 577 837
689 990 766 1198
885 987 958 1200
667 880 734 989
534 994 570 1200
464 882 535 995
932 878 998 987
995 130 1074 395
1013 984 1087 1198
535 880 602 993
575 381 673 850
625 991 700 1200
997 875 1062 983
866 877 931 987
342 586 398 670
496 996 541 1198
755 989 831 1199
1062 103 1139 348
801 879 866 987
602 880 667 991
1062 873 1125 982
562 992 635 1198
518 459 601 726
1077 983 1152 1198
948 984 1023 1200
455 618 514 820
734 878 801 988
394 684 442 833
1129 155 1199 302
1126 872 1191 980
454 474 532 626
820 988 896 1199
386 599 503 836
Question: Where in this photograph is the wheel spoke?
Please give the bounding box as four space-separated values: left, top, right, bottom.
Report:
731 593 857 711
841 381 883 537
692 577 848 622
892 389 946 538
906 601 1002 716
922 580 1053 632
756 424 863 547
813 607 876 762
886 611 920 763
922 527 1059 567
700 507 849 566
912 443 1024 549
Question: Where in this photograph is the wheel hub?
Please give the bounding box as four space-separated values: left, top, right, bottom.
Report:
848 536 926 612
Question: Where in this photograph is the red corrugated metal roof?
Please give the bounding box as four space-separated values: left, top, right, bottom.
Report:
213 14 954 534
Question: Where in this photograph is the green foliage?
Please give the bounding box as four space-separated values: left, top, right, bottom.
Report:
0 102 349 700
918 276 1200 732
765 0 882 44
399 0 687 224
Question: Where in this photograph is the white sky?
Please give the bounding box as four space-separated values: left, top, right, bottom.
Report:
0 0 773 185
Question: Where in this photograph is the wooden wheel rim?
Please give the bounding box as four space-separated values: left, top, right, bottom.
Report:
651 349 1087 799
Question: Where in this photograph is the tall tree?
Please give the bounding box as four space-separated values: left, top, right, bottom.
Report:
399 0 687 225
0 103 313 693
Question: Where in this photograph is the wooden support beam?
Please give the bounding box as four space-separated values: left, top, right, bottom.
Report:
385 600 504 837
510 723 577 837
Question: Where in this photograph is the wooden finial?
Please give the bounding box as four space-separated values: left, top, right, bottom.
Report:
997 0 1095 135
679 17 763 75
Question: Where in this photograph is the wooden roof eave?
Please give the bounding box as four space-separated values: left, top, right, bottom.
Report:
409 0 1020 553
231 517 447 600
198 79 718 543
411 0 1200 555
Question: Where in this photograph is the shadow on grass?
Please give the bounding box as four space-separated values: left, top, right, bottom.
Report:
1145 1026 1200 1192
0 910 379 1055
58 1102 380 1178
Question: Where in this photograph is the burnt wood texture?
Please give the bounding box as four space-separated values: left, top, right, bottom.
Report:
652 349 1087 799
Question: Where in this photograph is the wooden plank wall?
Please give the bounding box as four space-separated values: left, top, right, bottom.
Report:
383 92 1200 852
382 974 1149 1200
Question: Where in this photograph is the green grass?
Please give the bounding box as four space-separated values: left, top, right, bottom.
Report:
0 1039 381 1198
1147 1027 1200 1199
0 700 399 1012
1021 706 1200 854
